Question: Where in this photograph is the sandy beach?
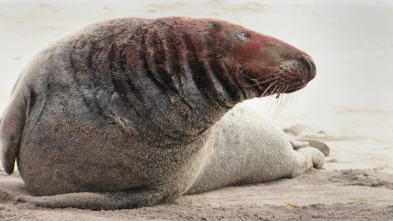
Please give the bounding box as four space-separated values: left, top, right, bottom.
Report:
0 1 392 220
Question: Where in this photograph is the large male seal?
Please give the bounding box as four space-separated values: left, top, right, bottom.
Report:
0 17 326 210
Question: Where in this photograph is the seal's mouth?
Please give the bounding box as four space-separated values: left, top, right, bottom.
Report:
241 55 316 97
280 56 316 93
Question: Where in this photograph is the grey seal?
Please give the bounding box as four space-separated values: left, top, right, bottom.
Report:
0 17 327 210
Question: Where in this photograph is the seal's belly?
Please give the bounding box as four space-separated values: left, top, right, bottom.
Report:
17 96 205 195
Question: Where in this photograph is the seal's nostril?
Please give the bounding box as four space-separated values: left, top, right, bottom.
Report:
299 56 316 81
307 57 316 81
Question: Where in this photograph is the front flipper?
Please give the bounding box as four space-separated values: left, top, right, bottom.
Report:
288 136 330 157
289 147 325 178
295 138 330 157
287 136 329 177
286 135 329 177
16 188 172 210
288 135 330 157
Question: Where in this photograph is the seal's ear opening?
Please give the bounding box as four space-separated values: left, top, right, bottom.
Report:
206 21 221 30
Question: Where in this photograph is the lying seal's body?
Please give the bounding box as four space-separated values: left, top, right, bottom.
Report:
0 17 326 210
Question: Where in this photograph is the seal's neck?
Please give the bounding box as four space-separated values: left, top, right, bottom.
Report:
72 19 251 148
112 22 252 147
90 21 253 146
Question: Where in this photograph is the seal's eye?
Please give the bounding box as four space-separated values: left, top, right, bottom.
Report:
237 31 249 41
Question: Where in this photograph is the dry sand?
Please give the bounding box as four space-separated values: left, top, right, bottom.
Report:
1 1 392 220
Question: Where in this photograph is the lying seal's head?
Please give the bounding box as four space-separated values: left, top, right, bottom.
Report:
203 19 316 98
161 18 316 103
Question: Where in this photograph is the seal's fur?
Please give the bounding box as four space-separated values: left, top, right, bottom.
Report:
0 17 325 210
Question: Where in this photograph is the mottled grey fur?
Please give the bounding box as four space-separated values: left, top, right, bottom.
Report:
0 17 327 210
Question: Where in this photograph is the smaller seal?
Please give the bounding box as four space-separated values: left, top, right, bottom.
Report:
0 17 327 210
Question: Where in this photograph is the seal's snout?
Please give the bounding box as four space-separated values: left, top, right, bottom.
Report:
299 56 316 81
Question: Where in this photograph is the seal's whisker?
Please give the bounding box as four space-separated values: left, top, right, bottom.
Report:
264 95 277 115
295 90 301 102
282 84 289 94
240 71 274 81
262 81 276 96
273 83 290 116
275 84 283 99
257 76 280 83
245 76 280 87
274 94 283 116
270 84 280 97
276 84 286 99
282 85 290 108
279 94 285 113
291 92 297 104
280 86 289 112
261 80 278 97
245 72 278 81
286 92 293 106
287 93 292 107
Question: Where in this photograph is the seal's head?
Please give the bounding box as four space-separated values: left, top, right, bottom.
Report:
122 17 315 107
200 19 316 99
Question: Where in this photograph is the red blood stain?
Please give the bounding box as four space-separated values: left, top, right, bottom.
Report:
125 50 140 65
234 30 308 62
